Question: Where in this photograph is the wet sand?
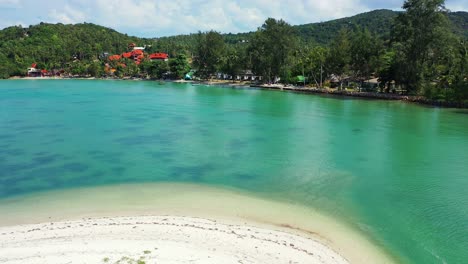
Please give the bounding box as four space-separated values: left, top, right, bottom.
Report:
0 183 396 264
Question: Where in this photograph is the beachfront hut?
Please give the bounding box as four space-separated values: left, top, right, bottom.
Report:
295 75 307 85
27 63 42 77
363 78 380 91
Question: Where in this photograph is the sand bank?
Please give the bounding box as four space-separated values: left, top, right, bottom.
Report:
0 183 396 264
0 215 349 264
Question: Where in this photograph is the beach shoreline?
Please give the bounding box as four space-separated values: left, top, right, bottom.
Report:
0 215 350 264
0 183 397 264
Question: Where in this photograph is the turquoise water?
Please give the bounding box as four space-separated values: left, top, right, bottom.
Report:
1 80 467 263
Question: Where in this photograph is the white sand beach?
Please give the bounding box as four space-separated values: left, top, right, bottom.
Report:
0 183 396 264
0 216 349 264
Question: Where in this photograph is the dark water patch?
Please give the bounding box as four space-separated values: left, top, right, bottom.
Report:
352 128 363 133
62 162 89 173
88 150 105 156
15 124 65 132
234 173 257 181
0 154 66 175
252 136 266 143
0 134 16 141
111 166 126 176
115 134 171 146
146 150 175 162
170 164 215 181
33 154 63 165
454 110 468 115
229 138 250 149
124 116 150 124
3 165 73 186
0 144 11 150
0 162 38 174
71 100 96 104
44 138 65 144
88 151 124 164
5 119 24 125
356 156 369 162
194 126 210 136
288 126 303 132
1 148 25 156
172 115 191 126
229 152 243 159
120 126 145 132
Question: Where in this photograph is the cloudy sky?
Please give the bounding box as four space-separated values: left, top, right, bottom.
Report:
0 0 467 37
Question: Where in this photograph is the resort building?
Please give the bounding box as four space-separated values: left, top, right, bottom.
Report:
149 53 169 62
106 44 169 66
27 64 42 77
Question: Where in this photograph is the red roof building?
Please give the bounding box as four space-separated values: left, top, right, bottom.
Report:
122 52 132 58
149 53 169 61
109 55 122 61
132 50 144 56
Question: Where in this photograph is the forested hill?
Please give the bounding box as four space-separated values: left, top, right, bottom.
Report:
295 9 399 44
0 23 147 78
156 9 468 54
296 10 467 44
0 9 467 78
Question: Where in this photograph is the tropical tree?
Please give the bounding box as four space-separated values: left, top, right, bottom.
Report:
349 28 383 90
221 45 248 81
249 18 298 83
327 28 351 90
193 30 226 78
392 0 451 94
169 54 191 79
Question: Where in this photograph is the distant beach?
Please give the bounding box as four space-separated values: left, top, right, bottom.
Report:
0 183 395 264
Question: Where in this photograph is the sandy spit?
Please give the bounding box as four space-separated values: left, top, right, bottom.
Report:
0 215 349 264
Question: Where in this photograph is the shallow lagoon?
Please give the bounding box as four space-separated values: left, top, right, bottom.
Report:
1 80 467 263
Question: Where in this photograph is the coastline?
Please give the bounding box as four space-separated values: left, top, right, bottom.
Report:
0 183 396 264
0 216 350 264
6 76 467 108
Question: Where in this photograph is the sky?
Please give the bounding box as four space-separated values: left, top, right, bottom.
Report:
0 0 467 37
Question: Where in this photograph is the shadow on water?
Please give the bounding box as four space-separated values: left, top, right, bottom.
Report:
454 110 468 115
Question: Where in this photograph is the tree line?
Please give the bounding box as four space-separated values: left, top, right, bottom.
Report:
192 0 467 102
0 0 466 102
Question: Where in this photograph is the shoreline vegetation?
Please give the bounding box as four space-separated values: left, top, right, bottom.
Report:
0 183 396 264
1 2 467 108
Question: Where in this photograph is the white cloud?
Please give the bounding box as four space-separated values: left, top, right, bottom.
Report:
0 0 20 5
48 5 87 24
38 0 369 36
0 0 466 36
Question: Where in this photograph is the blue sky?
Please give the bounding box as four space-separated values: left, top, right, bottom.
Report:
0 0 467 37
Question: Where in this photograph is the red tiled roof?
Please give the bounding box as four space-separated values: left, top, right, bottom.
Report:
122 52 132 58
109 55 121 61
132 50 144 56
149 53 169 60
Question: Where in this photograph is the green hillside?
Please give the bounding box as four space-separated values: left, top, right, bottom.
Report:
0 23 147 78
0 9 467 78
154 9 468 53
295 9 399 44
449 11 468 39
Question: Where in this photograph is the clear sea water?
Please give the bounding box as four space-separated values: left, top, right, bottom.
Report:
0 80 467 263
